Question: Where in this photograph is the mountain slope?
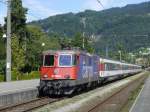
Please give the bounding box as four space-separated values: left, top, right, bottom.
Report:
30 1 150 52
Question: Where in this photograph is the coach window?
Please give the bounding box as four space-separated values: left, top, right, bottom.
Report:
44 55 54 66
112 64 116 70
107 63 110 70
105 63 108 71
107 63 112 70
124 65 128 70
115 64 119 70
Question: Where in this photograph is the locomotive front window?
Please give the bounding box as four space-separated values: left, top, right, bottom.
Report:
59 55 72 66
44 55 54 66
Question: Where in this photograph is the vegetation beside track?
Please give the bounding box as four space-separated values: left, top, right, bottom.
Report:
120 71 150 112
0 71 40 82
0 75 4 82
120 81 144 112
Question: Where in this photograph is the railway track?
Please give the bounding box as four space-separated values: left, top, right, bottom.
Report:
0 97 63 112
87 73 148 112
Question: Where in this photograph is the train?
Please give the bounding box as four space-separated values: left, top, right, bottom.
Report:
38 50 142 96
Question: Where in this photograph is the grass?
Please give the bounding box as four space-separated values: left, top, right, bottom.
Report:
0 71 40 82
120 83 144 112
0 74 4 82
120 71 150 112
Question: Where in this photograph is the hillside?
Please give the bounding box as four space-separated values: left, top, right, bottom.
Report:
30 1 150 53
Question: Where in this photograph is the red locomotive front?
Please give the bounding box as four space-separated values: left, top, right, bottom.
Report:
40 51 78 80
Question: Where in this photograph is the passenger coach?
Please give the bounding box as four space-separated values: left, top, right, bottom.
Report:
99 58 142 80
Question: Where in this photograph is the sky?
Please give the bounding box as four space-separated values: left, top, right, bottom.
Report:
0 0 149 25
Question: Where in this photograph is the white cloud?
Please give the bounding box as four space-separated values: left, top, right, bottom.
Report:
0 3 7 25
0 14 5 25
23 0 62 21
0 0 63 24
82 0 103 11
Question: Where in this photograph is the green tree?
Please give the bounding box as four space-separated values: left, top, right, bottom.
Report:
84 36 95 53
72 33 94 53
114 43 128 61
25 25 60 71
72 33 83 49
4 0 27 74
0 25 5 75
0 25 5 59
11 35 25 78
0 24 2 38
4 0 27 42
58 37 72 49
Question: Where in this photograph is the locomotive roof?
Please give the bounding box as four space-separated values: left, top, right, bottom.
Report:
43 50 141 67
42 50 95 57
43 50 84 55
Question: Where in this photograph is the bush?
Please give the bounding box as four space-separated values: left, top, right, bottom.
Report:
0 60 5 75
0 74 4 82
0 70 40 82
11 70 40 81
20 71 40 80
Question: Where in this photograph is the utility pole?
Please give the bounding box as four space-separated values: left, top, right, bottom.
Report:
6 0 11 82
81 18 86 49
105 46 109 58
82 32 85 49
118 50 121 61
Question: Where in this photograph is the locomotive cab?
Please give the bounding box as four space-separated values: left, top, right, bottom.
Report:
40 51 78 80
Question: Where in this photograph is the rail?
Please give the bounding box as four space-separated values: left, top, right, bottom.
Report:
0 97 63 112
87 73 148 112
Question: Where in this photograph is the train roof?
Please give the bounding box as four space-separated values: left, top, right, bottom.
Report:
43 50 79 54
100 58 141 67
43 50 141 67
100 58 122 65
42 50 93 56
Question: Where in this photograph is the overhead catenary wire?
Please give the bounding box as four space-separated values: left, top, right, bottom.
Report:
28 12 42 20
97 0 105 9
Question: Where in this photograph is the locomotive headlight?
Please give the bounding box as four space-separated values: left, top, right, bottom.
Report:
54 69 59 75
43 74 48 78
